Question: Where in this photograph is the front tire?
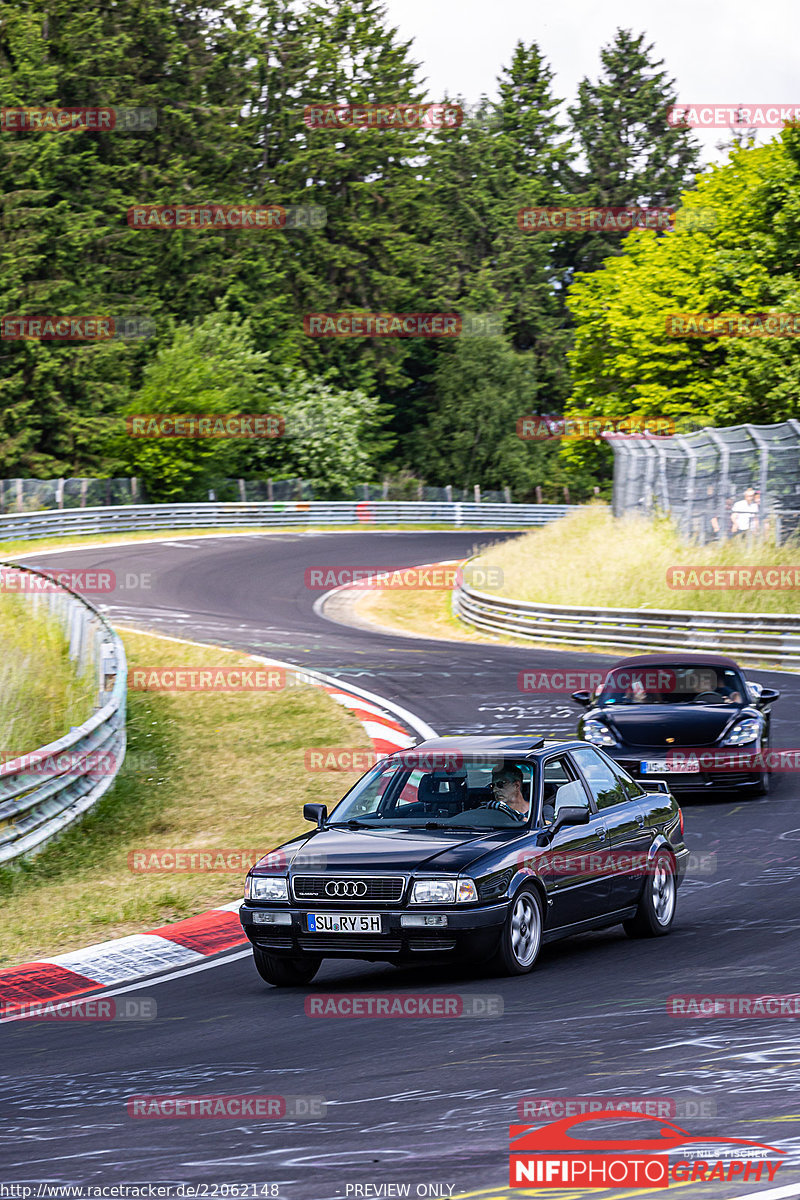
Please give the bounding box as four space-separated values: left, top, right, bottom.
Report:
489 886 543 976
624 851 676 938
252 947 321 987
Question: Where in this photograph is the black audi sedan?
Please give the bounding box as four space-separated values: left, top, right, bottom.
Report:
571 653 780 795
240 735 688 986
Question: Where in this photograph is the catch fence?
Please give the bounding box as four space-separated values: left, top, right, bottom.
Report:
608 421 800 544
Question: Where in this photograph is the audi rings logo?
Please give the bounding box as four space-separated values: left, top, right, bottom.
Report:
325 879 368 897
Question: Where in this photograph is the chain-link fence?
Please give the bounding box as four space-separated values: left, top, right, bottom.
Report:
0 477 512 513
608 421 800 545
0 478 145 513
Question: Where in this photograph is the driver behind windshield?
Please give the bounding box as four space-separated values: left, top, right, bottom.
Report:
598 666 745 705
485 764 529 822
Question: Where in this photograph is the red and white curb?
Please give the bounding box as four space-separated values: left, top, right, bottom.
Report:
0 652 433 1016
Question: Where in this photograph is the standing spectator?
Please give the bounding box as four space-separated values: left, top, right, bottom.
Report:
731 486 760 536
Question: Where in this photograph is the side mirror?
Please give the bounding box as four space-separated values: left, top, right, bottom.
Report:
550 805 591 835
757 687 780 707
303 802 327 828
571 690 592 706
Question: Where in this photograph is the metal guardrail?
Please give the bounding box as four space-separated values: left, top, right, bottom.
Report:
0 501 579 542
0 564 127 864
454 581 800 669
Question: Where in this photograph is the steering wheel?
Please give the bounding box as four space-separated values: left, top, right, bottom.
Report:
693 691 724 704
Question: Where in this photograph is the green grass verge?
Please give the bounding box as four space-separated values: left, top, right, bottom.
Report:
470 505 800 614
0 628 372 965
0 594 95 756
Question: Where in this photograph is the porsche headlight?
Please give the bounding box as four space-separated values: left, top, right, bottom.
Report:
720 717 762 746
245 875 288 901
410 878 477 904
583 719 617 747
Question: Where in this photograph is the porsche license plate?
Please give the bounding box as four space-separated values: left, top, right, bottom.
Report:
306 912 382 933
641 759 700 774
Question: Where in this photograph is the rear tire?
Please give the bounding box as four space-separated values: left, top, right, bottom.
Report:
252 947 321 987
488 885 543 976
624 851 676 938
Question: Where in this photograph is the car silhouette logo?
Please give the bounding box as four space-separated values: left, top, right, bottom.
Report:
510 1111 784 1155
325 880 368 897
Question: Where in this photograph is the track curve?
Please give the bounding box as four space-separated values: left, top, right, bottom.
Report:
4 530 800 1200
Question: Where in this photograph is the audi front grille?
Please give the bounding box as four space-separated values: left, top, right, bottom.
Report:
292 875 406 903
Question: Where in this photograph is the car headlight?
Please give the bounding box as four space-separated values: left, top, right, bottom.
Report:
583 719 617 747
410 878 478 904
720 717 762 746
245 875 288 901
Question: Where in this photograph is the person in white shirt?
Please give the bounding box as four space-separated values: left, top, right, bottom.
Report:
731 487 760 535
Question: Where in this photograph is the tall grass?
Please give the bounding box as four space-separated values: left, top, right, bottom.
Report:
0 594 95 757
471 505 800 613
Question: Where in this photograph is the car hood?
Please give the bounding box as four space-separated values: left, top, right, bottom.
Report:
590 704 751 748
274 825 518 875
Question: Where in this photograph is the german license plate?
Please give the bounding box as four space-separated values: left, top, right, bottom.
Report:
641 759 700 774
306 912 382 933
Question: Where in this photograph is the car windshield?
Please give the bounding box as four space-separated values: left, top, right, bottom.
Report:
595 665 747 706
327 754 536 829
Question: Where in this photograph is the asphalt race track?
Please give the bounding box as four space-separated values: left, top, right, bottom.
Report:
4 530 800 1200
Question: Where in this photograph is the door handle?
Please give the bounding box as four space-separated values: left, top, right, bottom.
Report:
595 826 607 840
636 813 645 827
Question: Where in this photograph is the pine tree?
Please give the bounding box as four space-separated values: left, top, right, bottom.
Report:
0 0 261 475
566 28 701 274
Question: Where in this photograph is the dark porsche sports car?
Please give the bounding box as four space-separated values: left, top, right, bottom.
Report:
571 653 780 794
239 736 688 986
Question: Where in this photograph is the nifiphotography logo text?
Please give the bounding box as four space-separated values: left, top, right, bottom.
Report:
509 1110 785 1187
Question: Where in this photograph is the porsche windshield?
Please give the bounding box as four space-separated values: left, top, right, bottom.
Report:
327 755 536 829
595 665 748 706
